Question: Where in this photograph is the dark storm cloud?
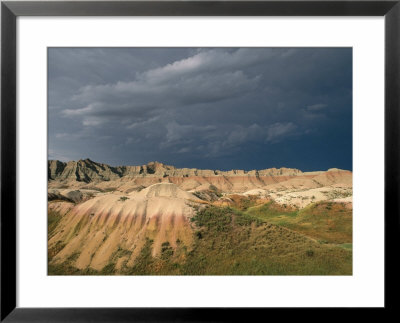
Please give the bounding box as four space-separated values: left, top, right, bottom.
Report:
48 47 352 171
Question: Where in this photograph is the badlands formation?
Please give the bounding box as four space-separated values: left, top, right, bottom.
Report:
48 159 352 275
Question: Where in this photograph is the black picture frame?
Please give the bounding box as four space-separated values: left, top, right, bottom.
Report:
1 0 399 321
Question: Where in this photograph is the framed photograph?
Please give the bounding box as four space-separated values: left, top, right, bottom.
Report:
1 0 399 320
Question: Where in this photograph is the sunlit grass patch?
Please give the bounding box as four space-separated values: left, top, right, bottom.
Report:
246 201 352 245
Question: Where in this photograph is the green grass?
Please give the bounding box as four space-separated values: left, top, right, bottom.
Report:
246 201 352 245
181 205 351 275
247 202 298 220
191 206 233 232
227 194 260 211
339 243 353 250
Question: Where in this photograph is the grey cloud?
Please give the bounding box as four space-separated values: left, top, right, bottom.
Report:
158 121 298 159
62 50 264 127
162 122 217 148
266 122 297 142
140 48 289 82
307 103 327 111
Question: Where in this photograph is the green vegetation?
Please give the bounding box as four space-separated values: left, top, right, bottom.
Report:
119 196 129 202
120 238 184 276
208 185 223 197
246 201 352 244
48 251 95 275
179 204 351 275
191 206 233 232
161 242 174 260
339 243 352 250
228 194 259 211
103 187 117 193
100 263 116 275
48 210 63 239
246 201 297 220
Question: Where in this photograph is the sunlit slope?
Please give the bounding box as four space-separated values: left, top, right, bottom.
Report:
49 183 199 271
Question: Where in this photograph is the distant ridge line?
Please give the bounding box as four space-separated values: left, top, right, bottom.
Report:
48 158 349 183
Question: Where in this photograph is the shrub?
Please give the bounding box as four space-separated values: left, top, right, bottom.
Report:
103 187 117 193
209 184 218 192
161 242 174 259
306 249 314 257
235 212 262 227
208 185 222 197
192 206 232 232
100 263 116 275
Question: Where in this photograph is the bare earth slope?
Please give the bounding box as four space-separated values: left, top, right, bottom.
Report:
49 183 199 271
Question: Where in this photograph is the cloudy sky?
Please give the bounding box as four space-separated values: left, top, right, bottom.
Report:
48 47 352 171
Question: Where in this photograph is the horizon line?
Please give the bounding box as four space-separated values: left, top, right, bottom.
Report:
48 158 351 173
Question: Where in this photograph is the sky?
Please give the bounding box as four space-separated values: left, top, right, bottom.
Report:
48 47 352 172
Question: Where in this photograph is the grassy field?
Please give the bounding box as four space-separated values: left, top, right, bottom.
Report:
246 201 352 245
179 206 351 275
